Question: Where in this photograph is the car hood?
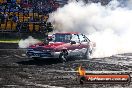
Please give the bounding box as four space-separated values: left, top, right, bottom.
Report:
44 42 65 48
29 42 66 49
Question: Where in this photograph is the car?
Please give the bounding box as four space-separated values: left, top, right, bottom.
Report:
26 32 95 62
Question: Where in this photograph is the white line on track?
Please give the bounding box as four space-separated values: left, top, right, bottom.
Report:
45 70 132 75
2 56 10 58
34 83 65 88
113 54 132 59
26 81 65 88
14 55 25 58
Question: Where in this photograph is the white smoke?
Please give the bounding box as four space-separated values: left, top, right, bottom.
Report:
18 36 41 48
127 0 132 8
120 0 132 9
49 0 132 58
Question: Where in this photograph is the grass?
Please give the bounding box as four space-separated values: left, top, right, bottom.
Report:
0 39 20 43
0 38 43 43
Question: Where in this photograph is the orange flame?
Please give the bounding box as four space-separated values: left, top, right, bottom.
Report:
78 66 86 76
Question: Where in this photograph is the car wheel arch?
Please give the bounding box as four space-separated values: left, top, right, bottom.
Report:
59 49 68 63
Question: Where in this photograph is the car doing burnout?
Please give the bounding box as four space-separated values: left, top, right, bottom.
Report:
26 32 95 62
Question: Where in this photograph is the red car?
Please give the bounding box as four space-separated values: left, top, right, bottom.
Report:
26 32 95 62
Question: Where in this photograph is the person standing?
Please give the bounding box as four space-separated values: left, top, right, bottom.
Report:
12 14 18 22
16 21 22 32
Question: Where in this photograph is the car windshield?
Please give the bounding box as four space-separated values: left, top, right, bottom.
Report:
52 34 71 43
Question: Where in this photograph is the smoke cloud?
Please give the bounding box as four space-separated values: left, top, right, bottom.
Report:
49 0 132 58
19 36 41 48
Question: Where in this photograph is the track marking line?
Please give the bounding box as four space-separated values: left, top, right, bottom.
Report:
14 55 25 58
25 81 65 88
113 55 132 59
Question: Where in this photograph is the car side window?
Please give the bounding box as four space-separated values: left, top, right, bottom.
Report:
71 34 79 43
79 34 86 42
84 36 90 42
79 34 90 43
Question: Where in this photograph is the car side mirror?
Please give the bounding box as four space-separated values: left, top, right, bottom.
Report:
70 41 76 44
47 38 52 41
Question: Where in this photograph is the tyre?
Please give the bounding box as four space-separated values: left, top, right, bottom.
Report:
84 48 92 59
59 50 68 63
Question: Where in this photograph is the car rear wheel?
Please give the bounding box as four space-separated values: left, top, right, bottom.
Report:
59 50 68 63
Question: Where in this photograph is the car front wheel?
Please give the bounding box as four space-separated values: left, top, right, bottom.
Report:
84 48 92 59
59 51 68 63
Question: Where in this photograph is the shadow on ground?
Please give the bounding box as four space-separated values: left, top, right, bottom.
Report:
17 58 62 66
17 57 78 66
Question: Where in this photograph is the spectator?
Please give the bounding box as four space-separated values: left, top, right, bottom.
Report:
11 0 16 4
46 22 53 32
16 21 22 32
40 16 45 22
4 13 8 22
40 21 46 33
9 14 13 20
22 22 28 32
0 12 5 23
0 12 2 23
34 16 39 22
12 14 18 22
29 16 34 22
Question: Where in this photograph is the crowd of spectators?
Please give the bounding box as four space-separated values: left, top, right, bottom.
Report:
0 0 68 32
22 0 60 15
0 0 62 23
0 0 112 33
0 2 22 12
0 2 21 24
0 12 18 23
0 0 111 22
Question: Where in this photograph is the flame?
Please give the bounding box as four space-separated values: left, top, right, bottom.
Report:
78 66 86 76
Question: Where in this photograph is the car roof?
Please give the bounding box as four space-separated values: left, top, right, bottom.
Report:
55 32 79 35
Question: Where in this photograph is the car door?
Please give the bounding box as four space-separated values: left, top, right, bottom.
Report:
69 34 80 56
78 34 90 56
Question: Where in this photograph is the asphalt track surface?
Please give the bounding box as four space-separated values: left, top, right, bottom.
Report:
0 43 132 88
